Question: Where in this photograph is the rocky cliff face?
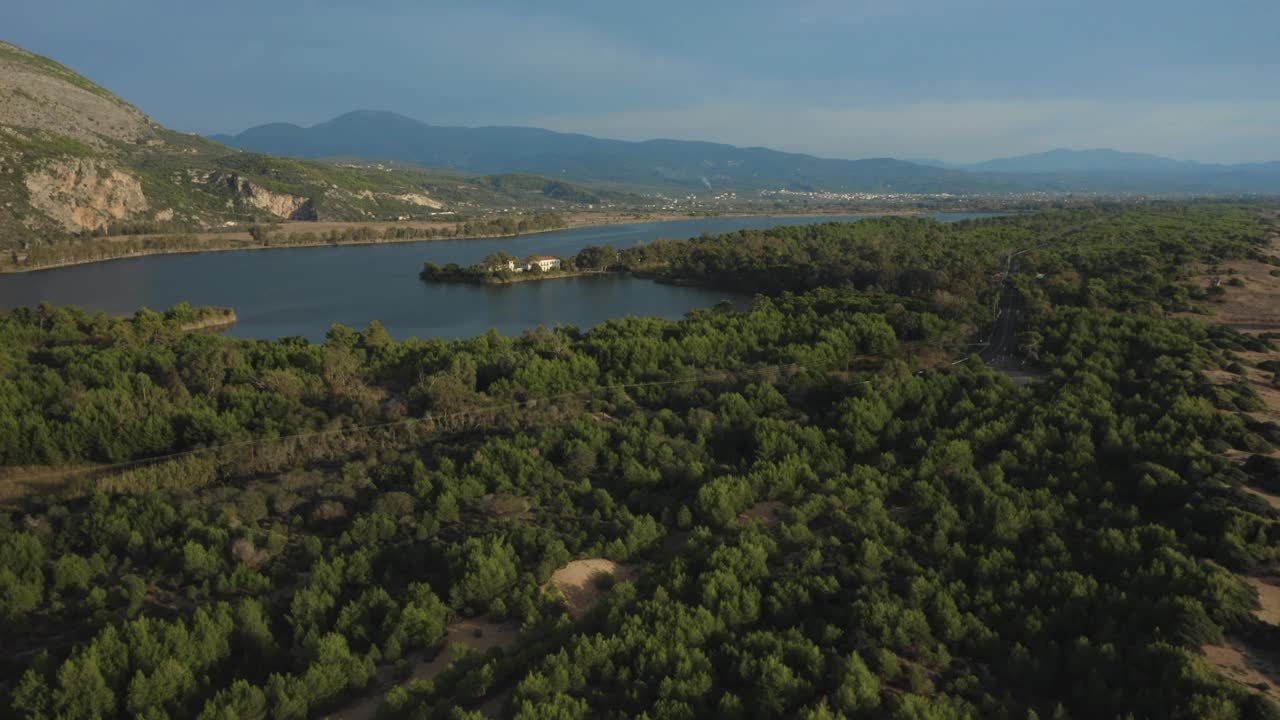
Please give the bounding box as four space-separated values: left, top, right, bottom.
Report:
23 157 148 232
391 192 444 209
212 174 317 220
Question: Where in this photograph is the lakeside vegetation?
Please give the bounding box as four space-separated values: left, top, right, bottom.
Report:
1 214 572 273
3 202 1280 719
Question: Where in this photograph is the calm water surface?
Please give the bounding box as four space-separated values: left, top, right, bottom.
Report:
0 214 991 341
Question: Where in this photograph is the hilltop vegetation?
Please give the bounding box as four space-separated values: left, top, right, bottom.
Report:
3 202 1280 719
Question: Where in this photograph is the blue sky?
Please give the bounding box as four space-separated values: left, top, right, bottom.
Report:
4 0 1278 162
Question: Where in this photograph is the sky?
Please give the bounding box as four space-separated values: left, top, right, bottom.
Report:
4 0 1278 163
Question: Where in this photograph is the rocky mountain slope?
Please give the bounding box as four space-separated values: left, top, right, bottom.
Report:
0 41 620 257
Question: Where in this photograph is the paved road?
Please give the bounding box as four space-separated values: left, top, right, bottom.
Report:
981 277 1025 369
979 242 1031 369
978 221 1100 369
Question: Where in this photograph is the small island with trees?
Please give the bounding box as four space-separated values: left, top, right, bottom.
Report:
418 243 691 286
420 250 607 285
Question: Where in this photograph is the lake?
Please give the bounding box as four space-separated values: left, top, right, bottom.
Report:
0 214 990 341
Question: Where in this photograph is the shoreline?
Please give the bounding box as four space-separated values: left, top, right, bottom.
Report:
0 209 935 276
0 221 594 275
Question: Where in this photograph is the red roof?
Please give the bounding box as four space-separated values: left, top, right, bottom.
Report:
534 255 558 260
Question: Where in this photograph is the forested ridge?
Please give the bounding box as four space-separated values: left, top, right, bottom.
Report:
3 202 1280 719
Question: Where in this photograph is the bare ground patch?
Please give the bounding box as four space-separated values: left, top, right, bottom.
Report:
545 558 636 619
1206 357 1280 426
1187 257 1280 333
1222 445 1279 512
1230 351 1280 425
1248 576 1280 626
326 618 521 720
1242 485 1280 511
1203 641 1280 704
1180 218 1280 702
1202 574 1280 702
737 500 788 527
414 619 522 679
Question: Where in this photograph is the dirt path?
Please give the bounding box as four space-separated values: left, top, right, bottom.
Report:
0 465 96 506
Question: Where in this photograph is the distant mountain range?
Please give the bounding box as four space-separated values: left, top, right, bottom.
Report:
949 148 1208 174
917 148 1280 181
213 111 1280 195
211 111 1001 194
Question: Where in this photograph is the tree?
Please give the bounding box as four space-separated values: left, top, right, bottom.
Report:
198 680 268 720
53 553 92 592
450 536 519 610
54 654 116 719
832 652 881 714
483 252 519 271
575 245 619 271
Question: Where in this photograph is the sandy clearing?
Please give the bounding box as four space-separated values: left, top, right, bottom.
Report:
1203 562 1280 704
1204 640 1280 703
737 500 788 527
1247 577 1280 626
1236 356 1280 425
1187 256 1280 333
1206 356 1280 425
546 558 636 619
1243 485 1280 512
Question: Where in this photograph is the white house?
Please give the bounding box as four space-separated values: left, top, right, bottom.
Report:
526 255 562 272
